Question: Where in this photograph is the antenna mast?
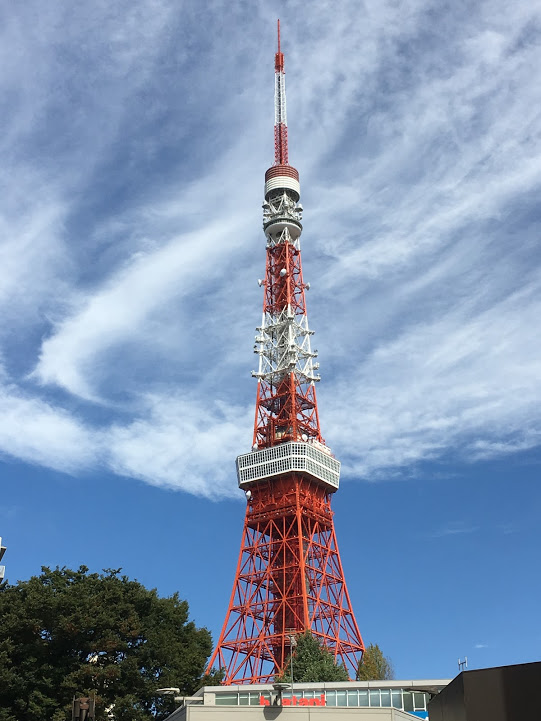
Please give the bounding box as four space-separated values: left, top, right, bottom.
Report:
274 19 288 165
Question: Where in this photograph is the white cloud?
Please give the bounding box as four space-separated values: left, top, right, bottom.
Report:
324 280 541 478
0 0 540 497
33 212 249 400
0 381 96 473
432 522 480 538
106 393 252 498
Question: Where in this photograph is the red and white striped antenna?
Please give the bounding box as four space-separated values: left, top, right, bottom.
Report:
274 19 288 165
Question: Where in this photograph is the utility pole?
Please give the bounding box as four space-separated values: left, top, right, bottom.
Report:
0 537 6 581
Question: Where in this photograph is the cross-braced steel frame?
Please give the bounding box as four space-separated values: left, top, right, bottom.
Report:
253 236 322 449
208 477 364 683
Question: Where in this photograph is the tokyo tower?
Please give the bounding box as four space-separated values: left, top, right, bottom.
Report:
208 22 365 684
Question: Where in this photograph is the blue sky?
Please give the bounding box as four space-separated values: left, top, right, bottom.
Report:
1 0 540 682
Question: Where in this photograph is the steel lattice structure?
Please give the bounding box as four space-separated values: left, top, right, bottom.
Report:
207 21 364 684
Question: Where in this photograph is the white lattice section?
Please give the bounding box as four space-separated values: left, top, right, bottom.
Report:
263 191 301 235
237 441 340 491
253 307 319 384
275 72 287 126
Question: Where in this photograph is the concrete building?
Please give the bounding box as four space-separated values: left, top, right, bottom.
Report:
165 680 451 721
428 661 541 720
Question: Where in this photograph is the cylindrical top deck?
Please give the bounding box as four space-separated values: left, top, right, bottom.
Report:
265 164 300 202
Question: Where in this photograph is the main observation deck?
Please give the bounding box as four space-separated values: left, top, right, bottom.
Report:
236 441 340 492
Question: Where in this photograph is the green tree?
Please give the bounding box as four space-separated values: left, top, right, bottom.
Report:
0 566 220 721
276 632 349 683
357 643 394 680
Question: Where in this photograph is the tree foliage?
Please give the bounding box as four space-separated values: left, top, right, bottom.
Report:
357 643 394 680
276 632 349 683
0 566 220 721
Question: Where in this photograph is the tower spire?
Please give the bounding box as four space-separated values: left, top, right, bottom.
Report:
276 19 283 70
274 19 288 164
207 24 364 685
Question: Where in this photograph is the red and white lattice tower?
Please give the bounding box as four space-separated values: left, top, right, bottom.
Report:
208 21 365 684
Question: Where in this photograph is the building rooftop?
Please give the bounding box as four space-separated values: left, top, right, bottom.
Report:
164 679 452 721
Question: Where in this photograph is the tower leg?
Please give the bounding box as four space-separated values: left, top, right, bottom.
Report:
207 477 364 684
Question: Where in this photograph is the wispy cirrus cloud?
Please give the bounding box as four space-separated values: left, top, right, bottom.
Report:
0 373 97 473
323 278 541 479
33 212 250 401
106 394 252 498
0 0 540 497
431 522 480 538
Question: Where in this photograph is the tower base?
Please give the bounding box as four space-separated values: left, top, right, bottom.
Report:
208 475 364 684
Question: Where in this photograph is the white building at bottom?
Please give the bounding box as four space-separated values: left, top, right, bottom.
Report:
164 680 451 721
